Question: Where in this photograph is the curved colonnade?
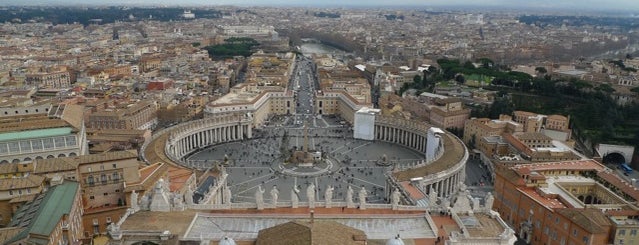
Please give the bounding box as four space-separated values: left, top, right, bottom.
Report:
374 116 467 199
142 114 467 202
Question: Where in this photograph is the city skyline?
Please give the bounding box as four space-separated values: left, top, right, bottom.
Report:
2 0 639 12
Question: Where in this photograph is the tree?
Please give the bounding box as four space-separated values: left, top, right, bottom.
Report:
535 67 547 74
455 74 465 84
413 75 421 84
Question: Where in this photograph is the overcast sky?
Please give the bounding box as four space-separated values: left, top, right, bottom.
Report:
3 0 639 12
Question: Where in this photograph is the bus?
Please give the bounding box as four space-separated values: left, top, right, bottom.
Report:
621 163 633 173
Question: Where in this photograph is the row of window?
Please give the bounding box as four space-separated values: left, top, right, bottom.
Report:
0 136 77 154
86 172 121 186
1 107 49 115
8 188 32 196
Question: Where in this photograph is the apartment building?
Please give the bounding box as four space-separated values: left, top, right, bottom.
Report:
87 100 158 130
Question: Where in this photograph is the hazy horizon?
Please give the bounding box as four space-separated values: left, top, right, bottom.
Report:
1 0 639 13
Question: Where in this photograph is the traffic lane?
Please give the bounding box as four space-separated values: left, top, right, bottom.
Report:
465 158 492 187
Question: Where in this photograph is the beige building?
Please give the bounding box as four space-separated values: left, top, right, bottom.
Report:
0 104 88 164
429 98 471 130
25 67 71 89
205 84 295 128
463 115 523 147
74 151 141 235
0 174 45 227
87 100 158 130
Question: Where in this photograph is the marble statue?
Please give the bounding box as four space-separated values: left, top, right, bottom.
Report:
307 183 316 208
325 185 334 208
442 197 451 209
270 186 279 207
358 186 367 209
472 197 480 211
485 192 494 210
391 188 401 207
223 185 232 204
130 190 139 210
346 186 355 208
185 187 194 205
255 185 265 210
173 194 185 211
291 185 300 208
452 182 472 213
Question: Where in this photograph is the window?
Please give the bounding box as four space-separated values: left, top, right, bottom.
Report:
106 217 112 223
103 193 108 196
87 176 94 185
112 164 117 168
621 230 627 236
89 196 94 200
31 140 43 150
42 138 54 149
632 230 638 236
573 229 577 236
100 165 105 170
27 188 31 194
9 190 13 196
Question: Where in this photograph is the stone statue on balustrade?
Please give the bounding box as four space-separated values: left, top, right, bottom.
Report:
173 194 185 211
307 183 316 208
391 188 401 209
270 186 279 208
255 185 265 210
324 185 334 208
485 192 494 210
346 186 355 208
223 185 232 205
472 197 480 211
358 187 367 210
452 182 472 213
291 185 300 208
130 190 139 211
185 187 194 205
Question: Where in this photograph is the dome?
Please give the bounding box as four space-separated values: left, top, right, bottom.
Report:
218 237 236 245
386 235 405 245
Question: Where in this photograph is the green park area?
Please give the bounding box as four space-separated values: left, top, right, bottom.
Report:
203 37 259 58
401 58 639 148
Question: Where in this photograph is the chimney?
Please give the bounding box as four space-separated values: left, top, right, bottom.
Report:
310 210 315 224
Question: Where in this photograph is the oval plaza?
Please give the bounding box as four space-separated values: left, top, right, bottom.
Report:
126 53 515 245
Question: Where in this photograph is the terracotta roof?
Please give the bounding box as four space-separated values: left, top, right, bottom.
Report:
512 160 605 174
0 114 72 133
597 171 639 202
33 151 137 173
496 168 526 186
0 175 44 191
125 162 168 192
605 209 639 216
168 165 193 192
256 220 367 245
557 209 610 234
518 188 566 209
